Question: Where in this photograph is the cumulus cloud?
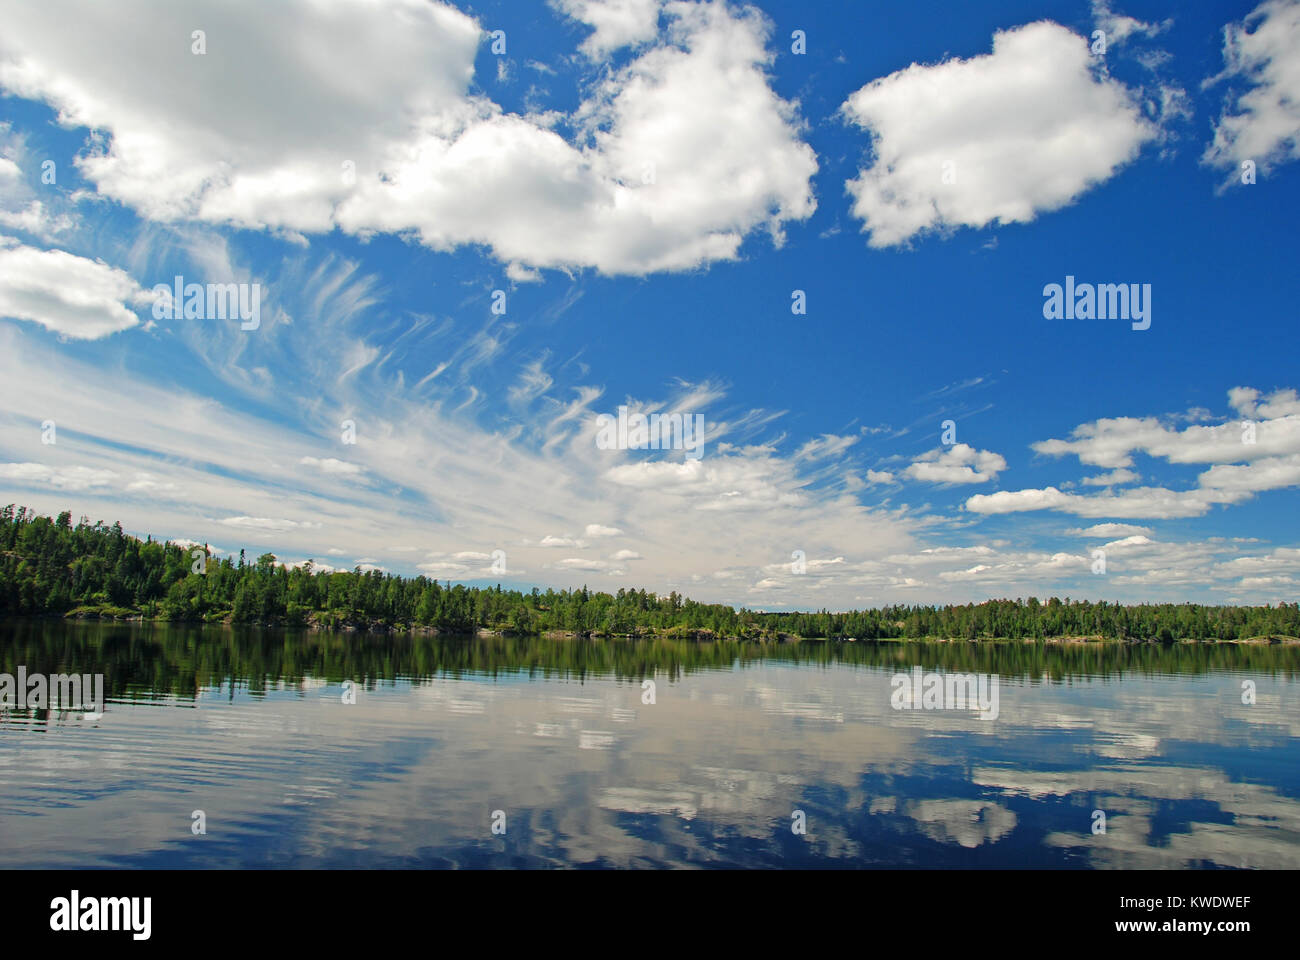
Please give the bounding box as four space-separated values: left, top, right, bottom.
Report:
842 20 1155 247
1203 0 1300 177
1198 454 1300 497
904 443 1006 485
1232 386 1300 419
0 242 151 338
604 455 806 511
1033 391 1300 467
968 387 1300 519
0 0 816 276
0 0 481 227
555 0 663 58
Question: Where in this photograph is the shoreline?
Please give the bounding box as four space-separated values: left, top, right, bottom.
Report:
13 612 1299 645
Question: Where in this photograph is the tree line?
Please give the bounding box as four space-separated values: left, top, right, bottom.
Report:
2 505 1298 641
6 620 1296 707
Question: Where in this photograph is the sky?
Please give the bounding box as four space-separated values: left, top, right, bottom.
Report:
0 0 1298 610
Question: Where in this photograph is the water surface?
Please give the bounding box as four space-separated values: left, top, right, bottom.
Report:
1 620 1297 868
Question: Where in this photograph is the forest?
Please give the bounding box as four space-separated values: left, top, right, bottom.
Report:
2 505 1298 642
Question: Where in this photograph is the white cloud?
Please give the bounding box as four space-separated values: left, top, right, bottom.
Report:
0 0 480 228
540 535 584 547
1249 388 1300 418
5 252 1294 607
865 469 897 485
0 462 118 490
505 262 543 284
584 523 623 538
283 558 338 574
300 456 364 476
1033 392 1300 467
0 0 816 276
604 455 806 511
986 388 1300 518
1065 522 1153 538
842 20 1155 247
1204 0 1300 176
555 557 626 574
215 516 318 533
904 443 1006 485
170 538 224 555
1198 454 1300 497
0 302 908 606
1101 534 1153 549
0 126 77 240
0 203 74 238
418 560 473 576
554 0 663 58
1081 467 1141 486
966 485 1222 519
126 473 179 494
795 433 859 461
1229 386 1261 416
506 361 555 412
0 242 149 339
1090 0 1171 45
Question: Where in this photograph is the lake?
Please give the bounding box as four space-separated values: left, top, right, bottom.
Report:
1 619 1297 868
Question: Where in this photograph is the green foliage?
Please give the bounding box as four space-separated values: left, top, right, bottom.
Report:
1 505 1298 641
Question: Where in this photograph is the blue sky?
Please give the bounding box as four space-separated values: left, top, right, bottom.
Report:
0 0 1298 608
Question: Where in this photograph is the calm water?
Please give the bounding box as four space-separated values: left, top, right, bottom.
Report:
1 620 1297 868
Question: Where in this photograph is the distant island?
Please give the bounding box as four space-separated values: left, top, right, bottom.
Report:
2 505 1297 643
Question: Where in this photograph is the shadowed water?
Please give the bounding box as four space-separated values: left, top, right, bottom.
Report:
1 619 1297 868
